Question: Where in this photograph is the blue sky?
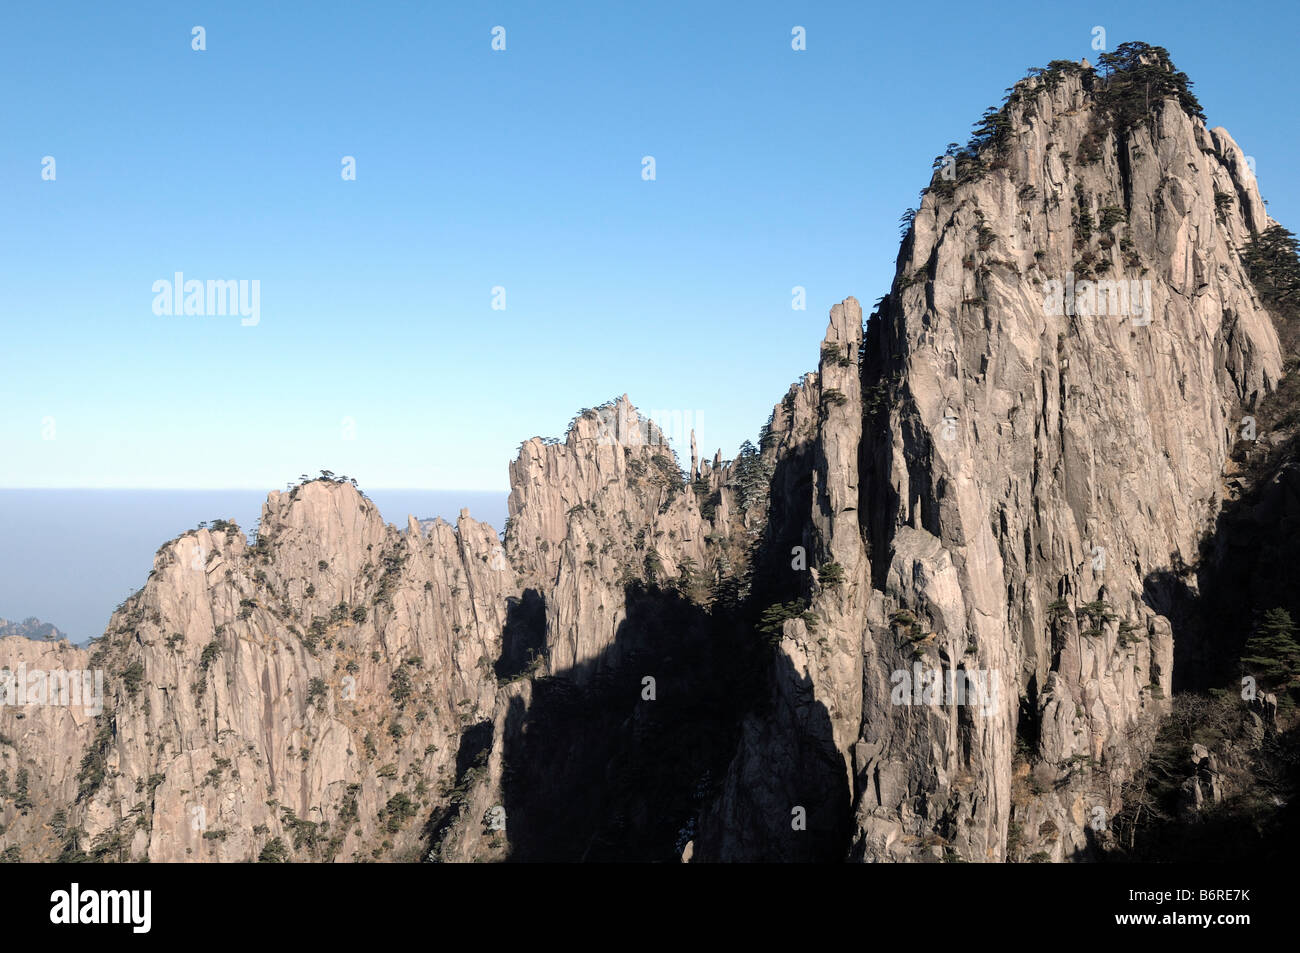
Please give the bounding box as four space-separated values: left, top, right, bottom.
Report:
3 0 1298 491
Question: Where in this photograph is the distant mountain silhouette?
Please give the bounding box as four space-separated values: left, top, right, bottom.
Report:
0 616 67 642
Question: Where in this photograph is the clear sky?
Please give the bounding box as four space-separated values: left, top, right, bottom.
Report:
4 0 1297 491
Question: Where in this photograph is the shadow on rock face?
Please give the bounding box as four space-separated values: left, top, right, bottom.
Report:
1118 430 1300 861
423 719 494 859
1143 430 1300 694
696 646 851 863
494 588 547 682
498 580 773 862
486 390 858 861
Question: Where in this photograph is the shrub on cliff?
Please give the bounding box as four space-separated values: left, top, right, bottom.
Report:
257 837 288 862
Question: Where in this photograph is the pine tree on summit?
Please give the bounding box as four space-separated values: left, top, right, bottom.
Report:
1095 41 1205 127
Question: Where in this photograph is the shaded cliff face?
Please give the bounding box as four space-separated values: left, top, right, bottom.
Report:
692 299 868 861
0 49 1292 864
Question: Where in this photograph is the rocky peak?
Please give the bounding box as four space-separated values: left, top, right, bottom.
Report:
849 46 1284 860
1 44 1294 865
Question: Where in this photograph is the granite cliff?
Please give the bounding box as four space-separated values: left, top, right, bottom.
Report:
1 44 1294 862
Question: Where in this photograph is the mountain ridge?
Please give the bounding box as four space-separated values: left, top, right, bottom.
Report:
1 43 1295 863
0 618 67 644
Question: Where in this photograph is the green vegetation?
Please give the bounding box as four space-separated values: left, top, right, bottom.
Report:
1098 205 1127 230
257 836 289 862
898 207 916 238
1094 43 1204 130
898 267 928 290
76 715 115 802
1073 185 1094 249
1117 619 1144 648
1241 608 1300 697
731 439 773 514
643 551 665 587
1075 126 1105 164
821 388 849 409
199 639 222 673
691 476 720 522
280 808 321 852
380 792 417 833
1072 44 1205 172
121 661 145 698
863 378 892 417
757 600 819 645
890 609 924 643
389 666 413 707
304 618 326 653
306 677 329 712
1214 190 1234 221
1235 222 1300 445
338 784 361 826
13 768 32 812
926 61 1084 198
1077 600 1116 623
818 562 846 589
372 550 407 610
925 43 1203 204
1242 224 1300 314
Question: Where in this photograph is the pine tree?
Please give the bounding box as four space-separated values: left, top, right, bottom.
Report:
1096 42 1205 128
257 836 289 863
1241 608 1300 686
1242 224 1300 312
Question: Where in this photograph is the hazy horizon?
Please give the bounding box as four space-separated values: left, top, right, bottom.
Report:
0 488 509 646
